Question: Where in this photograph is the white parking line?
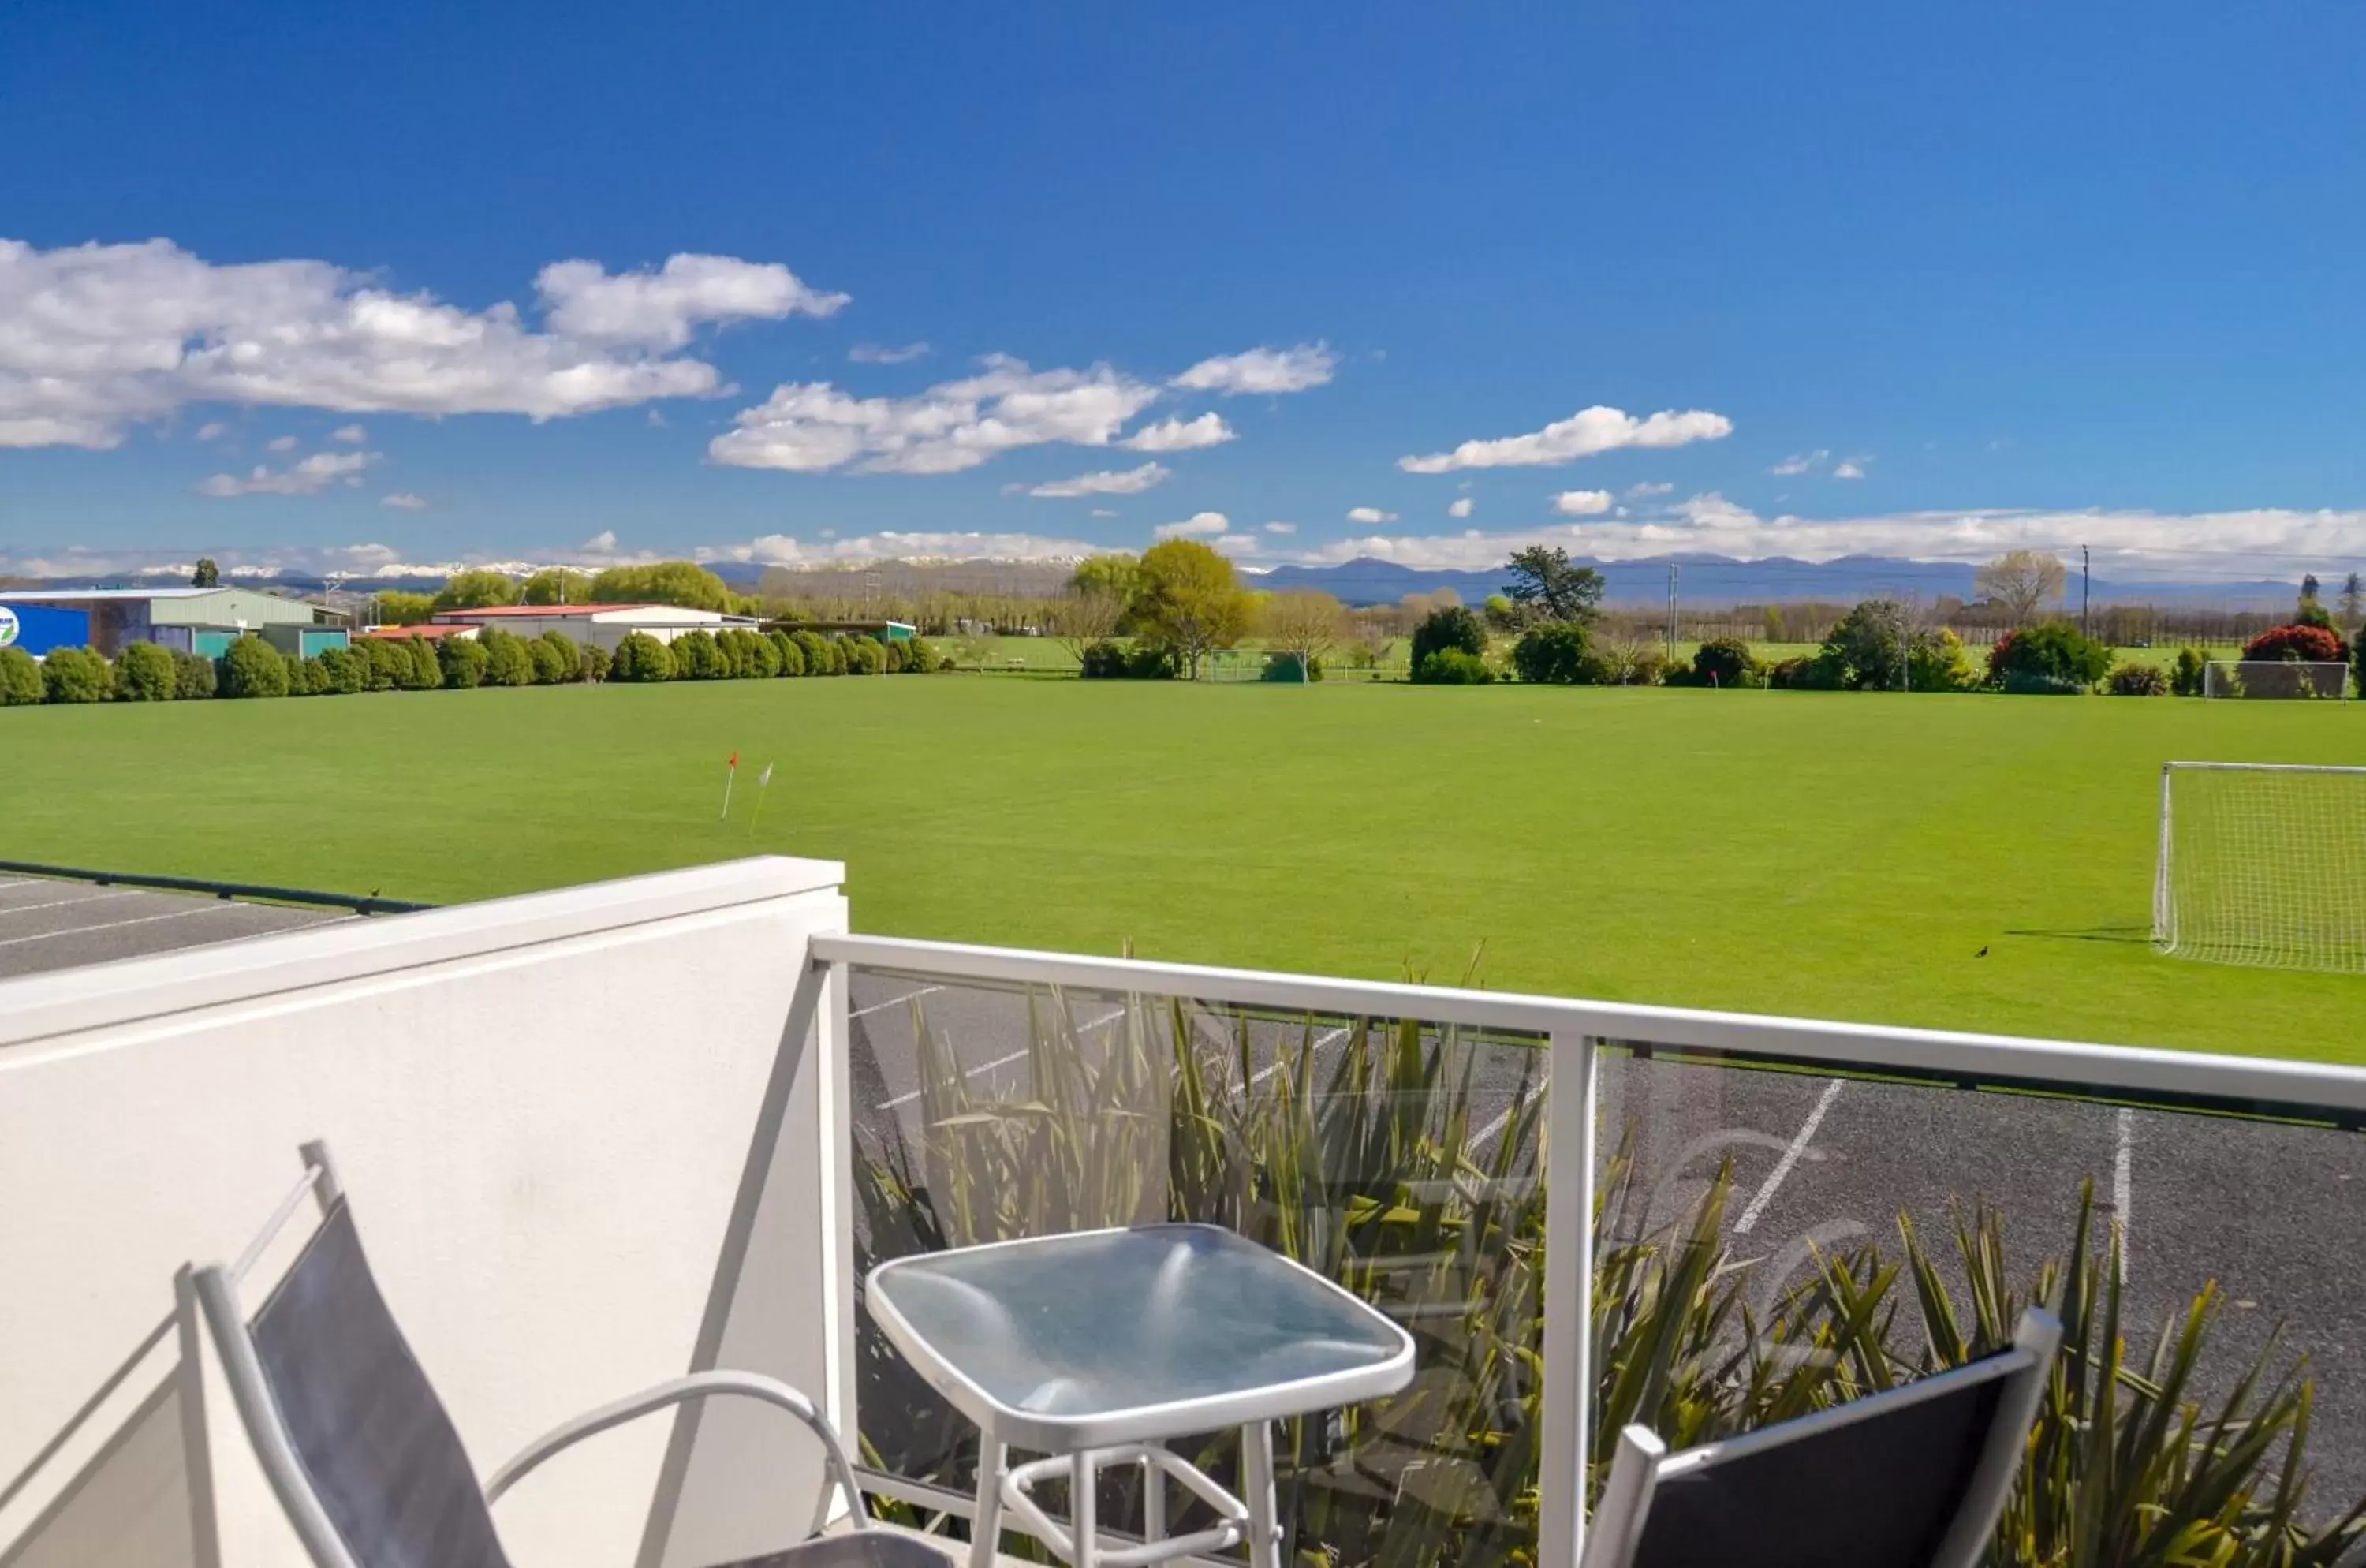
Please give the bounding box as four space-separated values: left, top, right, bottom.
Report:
1252 1027 1349 1085
2113 1106 2136 1281
0 905 226 950
0 890 140 919
873 1006 1127 1111
1734 1078 1845 1235
849 984 943 1021
1472 1105 1514 1150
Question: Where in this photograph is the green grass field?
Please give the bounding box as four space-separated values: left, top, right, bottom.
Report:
8 678 2365 1061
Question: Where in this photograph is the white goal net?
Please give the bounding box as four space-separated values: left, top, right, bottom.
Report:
2204 661 2349 700
2154 761 2366 972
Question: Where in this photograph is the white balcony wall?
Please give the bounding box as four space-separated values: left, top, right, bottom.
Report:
0 858 850 1568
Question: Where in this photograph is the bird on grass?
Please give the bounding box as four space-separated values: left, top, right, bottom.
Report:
1975 945 1990 958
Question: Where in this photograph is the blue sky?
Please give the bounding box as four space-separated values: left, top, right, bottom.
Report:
4 1 2364 581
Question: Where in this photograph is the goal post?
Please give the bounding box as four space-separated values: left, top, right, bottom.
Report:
2155 761 2366 973
2203 661 2350 700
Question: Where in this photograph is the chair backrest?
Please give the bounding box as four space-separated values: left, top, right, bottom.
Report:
1582 1308 2061 1568
193 1157 513 1568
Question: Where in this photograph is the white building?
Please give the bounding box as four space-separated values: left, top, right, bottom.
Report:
427 603 763 651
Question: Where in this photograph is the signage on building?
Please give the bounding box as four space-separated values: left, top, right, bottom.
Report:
0 607 17 648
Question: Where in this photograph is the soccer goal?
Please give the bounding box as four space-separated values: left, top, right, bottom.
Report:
2154 761 2366 973
2204 660 2350 700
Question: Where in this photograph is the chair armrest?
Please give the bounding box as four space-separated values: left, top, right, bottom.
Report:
483 1370 864 1540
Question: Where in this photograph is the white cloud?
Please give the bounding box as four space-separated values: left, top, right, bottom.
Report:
379 492 430 510
266 435 298 452
1155 511 1230 539
1625 481 1674 498
1346 506 1398 524
1834 456 1872 480
1121 413 1236 451
580 529 618 552
1017 461 1170 498
0 540 640 581
1091 507 1119 518
330 423 368 443
196 450 381 497
1170 343 1338 396
194 420 228 442
718 530 1098 566
1263 521 1297 535
1398 405 1733 473
710 356 1162 476
1770 449 1828 476
1551 489 1614 517
536 253 845 347
1447 497 1475 520
849 342 930 364
0 238 841 449
1211 533 1261 557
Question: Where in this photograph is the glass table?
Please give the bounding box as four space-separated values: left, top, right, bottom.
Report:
867 1224 1416 1568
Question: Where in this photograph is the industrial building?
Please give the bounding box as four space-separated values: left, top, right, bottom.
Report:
0 588 350 659
425 603 763 650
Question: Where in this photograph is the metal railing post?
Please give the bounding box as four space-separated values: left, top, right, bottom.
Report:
1539 1030 1597 1568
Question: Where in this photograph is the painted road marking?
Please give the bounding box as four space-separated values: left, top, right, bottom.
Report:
874 1005 1128 1111
1252 1026 1349 1085
1734 1078 1846 1235
2114 1105 2136 1281
0 890 140 919
0 905 227 949
849 984 944 1021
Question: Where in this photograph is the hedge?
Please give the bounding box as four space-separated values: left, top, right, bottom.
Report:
222 635 289 699
0 647 45 706
114 641 177 701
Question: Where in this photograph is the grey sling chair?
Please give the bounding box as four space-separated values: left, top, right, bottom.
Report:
189 1141 944 1568
1577 1308 2062 1568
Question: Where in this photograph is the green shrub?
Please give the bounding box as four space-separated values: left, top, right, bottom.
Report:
1512 622 1589 684
220 635 289 699
577 641 611 683
479 628 536 687
815 637 849 676
671 629 726 679
883 639 909 674
172 650 217 700
315 645 364 695
769 632 805 678
1080 640 1130 679
1767 654 1837 689
905 637 940 673
1987 622 2110 689
438 635 489 689
844 634 886 674
1127 642 1179 679
403 637 444 691
38 646 110 703
713 627 758 678
533 630 578 685
353 639 403 691
1690 635 1756 689
293 655 331 696
1410 605 1485 669
789 629 830 675
2002 669 2087 696
1414 647 1494 684
608 631 674 682
734 628 782 678
1909 628 1976 692
2108 662 2169 696
2170 647 2208 696
113 640 177 701
0 647 47 705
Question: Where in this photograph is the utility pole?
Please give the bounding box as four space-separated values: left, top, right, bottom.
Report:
2081 544 2092 638
1666 563 1679 663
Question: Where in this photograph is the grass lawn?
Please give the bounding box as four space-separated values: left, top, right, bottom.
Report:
8 678 2366 1062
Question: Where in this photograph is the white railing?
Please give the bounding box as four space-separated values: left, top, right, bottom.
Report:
811 930 2366 1568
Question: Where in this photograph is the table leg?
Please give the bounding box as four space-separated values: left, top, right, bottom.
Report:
1071 1450 1098 1568
1140 1443 1165 1544
970 1439 1006 1568
1241 1424 1278 1568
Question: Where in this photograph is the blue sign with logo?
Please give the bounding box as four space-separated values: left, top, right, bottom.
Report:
0 603 93 656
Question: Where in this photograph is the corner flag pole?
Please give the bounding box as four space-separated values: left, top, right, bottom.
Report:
747 763 774 838
719 752 739 821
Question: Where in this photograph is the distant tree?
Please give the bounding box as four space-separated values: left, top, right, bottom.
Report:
532 629 579 684
588 561 733 610
172 649 217 699
577 641 610 683
113 641 177 701
372 590 436 625
1258 589 1348 674
1410 604 1486 670
0 648 41 706
1502 546 1606 624
521 568 593 605
40 647 111 704
477 628 536 687
190 557 220 588
1690 636 1756 689
609 632 674 682
1134 539 1252 678
1481 594 1522 632
1511 622 1589 684
1399 588 1463 622
2301 573 2324 610
438 635 490 689
2242 624 2348 664
402 637 445 690
431 569 521 610
1067 553 1144 616
1987 622 2112 690
670 629 728 678
1974 551 2066 625
314 646 364 695
2342 572 2365 627
1820 599 1978 690
219 635 289 698
1051 585 1129 665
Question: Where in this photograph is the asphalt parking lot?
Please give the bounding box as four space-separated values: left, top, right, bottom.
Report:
0 875 355 981
843 964 2366 1506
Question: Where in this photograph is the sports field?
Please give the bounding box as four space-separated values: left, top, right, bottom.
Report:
6 677 2364 1060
